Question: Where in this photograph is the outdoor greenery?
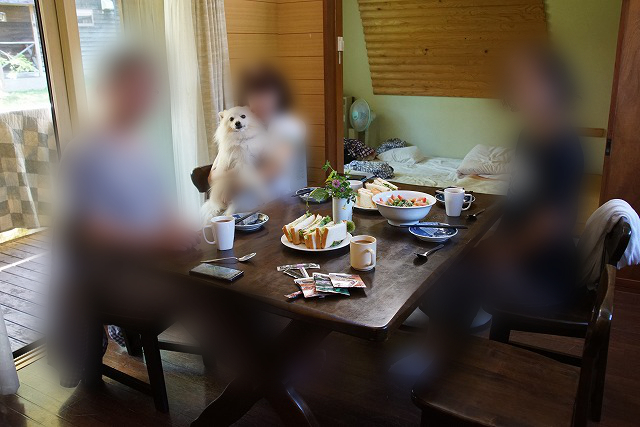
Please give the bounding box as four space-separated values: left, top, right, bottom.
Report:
0 52 37 74
0 89 50 112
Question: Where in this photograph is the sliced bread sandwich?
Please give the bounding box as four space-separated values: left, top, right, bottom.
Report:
356 188 376 208
315 221 347 249
303 216 332 249
282 213 316 244
365 178 398 194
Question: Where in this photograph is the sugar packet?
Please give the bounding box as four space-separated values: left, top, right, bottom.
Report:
294 277 322 298
328 273 366 288
313 273 350 296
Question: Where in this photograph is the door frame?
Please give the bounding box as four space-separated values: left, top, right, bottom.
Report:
323 0 344 172
36 0 86 149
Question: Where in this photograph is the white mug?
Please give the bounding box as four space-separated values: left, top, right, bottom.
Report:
444 187 470 217
203 215 235 250
350 235 376 271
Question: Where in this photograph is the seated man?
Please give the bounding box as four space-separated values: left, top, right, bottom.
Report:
49 50 200 387
401 45 584 374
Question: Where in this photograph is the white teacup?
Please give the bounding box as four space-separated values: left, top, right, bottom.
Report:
349 180 364 191
203 215 235 250
444 187 470 217
350 235 376 271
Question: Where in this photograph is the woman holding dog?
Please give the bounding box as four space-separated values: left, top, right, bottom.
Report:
229 64 307 211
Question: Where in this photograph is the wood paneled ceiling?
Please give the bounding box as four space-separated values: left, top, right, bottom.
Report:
357 0 548 98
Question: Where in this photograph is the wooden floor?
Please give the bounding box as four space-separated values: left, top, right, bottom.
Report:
0 232 49 354
1 289 639 426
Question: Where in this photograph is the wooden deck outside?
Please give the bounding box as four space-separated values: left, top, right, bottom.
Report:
0 232 49 354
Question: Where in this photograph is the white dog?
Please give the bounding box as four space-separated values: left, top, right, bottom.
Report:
201 106 268 222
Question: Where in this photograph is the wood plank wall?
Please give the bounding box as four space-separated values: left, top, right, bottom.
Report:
226 0 327 185
357 0 547 98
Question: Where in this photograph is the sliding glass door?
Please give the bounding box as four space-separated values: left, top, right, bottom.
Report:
0 0 57 242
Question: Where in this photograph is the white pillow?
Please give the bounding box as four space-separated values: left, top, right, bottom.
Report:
377 146 426 164
457 144 512 177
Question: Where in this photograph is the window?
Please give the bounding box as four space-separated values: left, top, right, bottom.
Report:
76 9 94 27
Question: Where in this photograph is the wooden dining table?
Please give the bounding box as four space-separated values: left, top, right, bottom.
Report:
168 183 501 426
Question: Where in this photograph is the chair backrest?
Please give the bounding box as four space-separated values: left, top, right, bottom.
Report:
603 218 632 266
191 164 213 194
572 264 616 426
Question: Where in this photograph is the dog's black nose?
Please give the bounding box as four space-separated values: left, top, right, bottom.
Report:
235 121 242 129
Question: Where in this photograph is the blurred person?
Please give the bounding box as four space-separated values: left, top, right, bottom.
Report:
49 50 200 387
393 44 584 376
212 64 306 213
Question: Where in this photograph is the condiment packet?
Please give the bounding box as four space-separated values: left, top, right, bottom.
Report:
328 273 366 288
284 290 303 299
313 273 350 296
294 277 322 298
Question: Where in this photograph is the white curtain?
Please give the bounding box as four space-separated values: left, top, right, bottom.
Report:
0 309 19 394
164 0 232 219
193 0 233 160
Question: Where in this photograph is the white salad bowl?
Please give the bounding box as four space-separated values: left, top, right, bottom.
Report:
373 190 437 226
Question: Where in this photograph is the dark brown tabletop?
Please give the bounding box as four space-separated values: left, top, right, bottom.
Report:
171 184 501 342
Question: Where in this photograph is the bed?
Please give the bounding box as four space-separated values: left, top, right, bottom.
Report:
346 156 509 195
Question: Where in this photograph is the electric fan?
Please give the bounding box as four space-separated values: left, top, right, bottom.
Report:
349 98 376 145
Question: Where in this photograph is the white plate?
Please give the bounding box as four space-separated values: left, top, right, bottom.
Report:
280 233 352 252
354 204 378 212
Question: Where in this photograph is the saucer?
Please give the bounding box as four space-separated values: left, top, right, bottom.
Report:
232 212 269 232
409 222 458 242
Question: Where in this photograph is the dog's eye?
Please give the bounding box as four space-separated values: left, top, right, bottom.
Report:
229 117 234 121
240 115 246 119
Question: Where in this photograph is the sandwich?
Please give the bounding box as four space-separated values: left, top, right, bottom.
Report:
303 216 332 248
364 178 398 195
315 221 347 249
356 188 376 208
282 213 316 244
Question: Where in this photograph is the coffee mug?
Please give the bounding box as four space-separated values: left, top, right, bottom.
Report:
444 187 470 217
203 215 235 250
350 235 376 271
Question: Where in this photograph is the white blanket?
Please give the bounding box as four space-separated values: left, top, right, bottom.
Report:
577 199 640 288
387 157 508 195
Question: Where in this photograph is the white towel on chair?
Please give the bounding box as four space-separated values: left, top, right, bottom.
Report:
577 199 640 288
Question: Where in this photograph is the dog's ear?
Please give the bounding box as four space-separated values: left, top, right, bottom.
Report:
218 111 225 121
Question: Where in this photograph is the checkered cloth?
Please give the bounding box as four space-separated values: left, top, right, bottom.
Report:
344 138 375 163
376 138 407 156
345 160 395 180
0 108 57 233
107 325 127 347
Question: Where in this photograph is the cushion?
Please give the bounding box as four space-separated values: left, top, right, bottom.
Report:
376 138 407 155
377 146 426 164
457 144 512 177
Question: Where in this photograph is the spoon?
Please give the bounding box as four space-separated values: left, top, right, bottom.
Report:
202 253 256 263
467 209 486 221
415 244 445 260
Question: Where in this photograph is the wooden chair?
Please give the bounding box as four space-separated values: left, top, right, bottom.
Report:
486 218 630 420
191 164 213 195
412 263 616 427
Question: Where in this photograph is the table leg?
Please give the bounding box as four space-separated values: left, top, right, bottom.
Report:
191 320 329 427
265 383 320 427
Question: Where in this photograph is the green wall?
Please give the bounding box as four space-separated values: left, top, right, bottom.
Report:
343 0 622 174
